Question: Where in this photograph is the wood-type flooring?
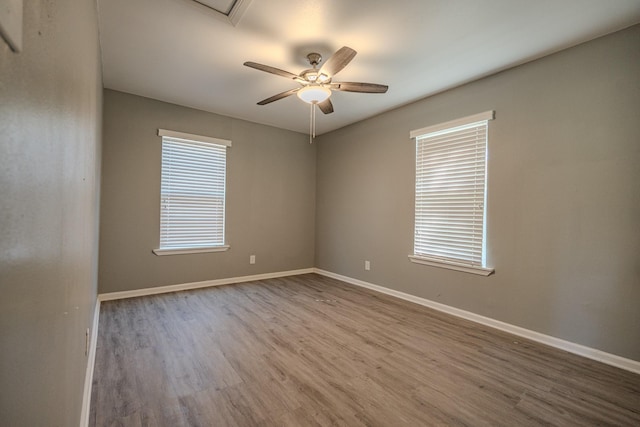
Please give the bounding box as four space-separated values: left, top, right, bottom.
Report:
90 273 640 426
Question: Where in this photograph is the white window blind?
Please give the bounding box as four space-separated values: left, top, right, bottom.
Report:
155 130 231 255
410 111 494 275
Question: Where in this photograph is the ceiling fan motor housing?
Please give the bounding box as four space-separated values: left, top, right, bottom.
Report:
301 69 330 84
302 53 330 83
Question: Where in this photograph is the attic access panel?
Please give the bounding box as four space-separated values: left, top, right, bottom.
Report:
193 0 236 16
189 0 251 25
0 0 23 52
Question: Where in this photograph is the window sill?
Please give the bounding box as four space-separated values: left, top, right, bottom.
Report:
153 245 230 256
408 255 494 276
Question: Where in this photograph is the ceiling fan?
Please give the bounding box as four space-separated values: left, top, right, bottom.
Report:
243 46 388 115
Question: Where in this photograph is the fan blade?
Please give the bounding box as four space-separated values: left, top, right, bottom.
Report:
257 88 300 105
319 46 357 77
244 62 299 80
317 98 334 114
331 82 388 93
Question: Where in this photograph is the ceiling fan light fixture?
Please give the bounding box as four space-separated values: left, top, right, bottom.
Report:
297 85 331 104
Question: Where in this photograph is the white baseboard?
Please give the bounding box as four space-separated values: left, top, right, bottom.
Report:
313 268 640 375
98 268 315 302
94 266 640 375
80 299 101 427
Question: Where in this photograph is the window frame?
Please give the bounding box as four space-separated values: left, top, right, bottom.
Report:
153 129 231 256
408 111 494 276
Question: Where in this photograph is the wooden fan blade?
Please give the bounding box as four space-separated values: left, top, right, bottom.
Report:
319 46 357 77
257 88 300 105
317 98 334 114
244 62 299 80
331 82 388 93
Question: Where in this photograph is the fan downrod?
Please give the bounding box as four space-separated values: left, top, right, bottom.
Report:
306 53 322 67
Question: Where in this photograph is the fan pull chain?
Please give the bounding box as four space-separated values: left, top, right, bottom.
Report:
312 103 316 139
309 104 314 144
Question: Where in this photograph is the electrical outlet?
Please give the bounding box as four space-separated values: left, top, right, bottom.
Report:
85 328 90 356
249 255 256 264
365 260 370 271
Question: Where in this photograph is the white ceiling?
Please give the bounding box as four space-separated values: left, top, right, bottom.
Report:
97 0 640 135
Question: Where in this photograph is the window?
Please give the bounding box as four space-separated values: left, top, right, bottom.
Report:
153 129 231 256
409 111 494 276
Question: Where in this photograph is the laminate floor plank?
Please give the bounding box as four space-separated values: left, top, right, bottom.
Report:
90 274 640 426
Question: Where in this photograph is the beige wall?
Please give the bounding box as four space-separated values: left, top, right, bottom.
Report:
0 0 102 425
99 90 316 293
315 25 640 361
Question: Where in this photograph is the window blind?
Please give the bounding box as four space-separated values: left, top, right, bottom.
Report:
413 117 490 267
159 134 228 250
